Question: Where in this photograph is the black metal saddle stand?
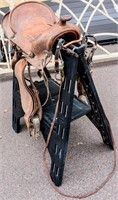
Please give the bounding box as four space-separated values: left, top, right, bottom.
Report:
12 44 114 187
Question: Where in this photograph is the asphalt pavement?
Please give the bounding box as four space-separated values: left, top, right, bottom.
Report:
0 60 118 200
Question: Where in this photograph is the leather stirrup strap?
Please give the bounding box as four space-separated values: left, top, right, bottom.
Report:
14 58 34 128
14 58 42 131
27 65 42 121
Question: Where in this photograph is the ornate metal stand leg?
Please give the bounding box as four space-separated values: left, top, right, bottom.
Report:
77 52 114 150
12 72 24 133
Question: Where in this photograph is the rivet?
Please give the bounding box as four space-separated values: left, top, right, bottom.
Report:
29 52 35 58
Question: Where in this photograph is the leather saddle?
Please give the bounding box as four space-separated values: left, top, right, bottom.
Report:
2 1 81 136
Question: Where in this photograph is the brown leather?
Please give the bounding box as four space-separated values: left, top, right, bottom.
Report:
15 58 42 131
2 1 81 68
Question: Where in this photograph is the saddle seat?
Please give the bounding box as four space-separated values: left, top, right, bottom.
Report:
2 1 81 68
